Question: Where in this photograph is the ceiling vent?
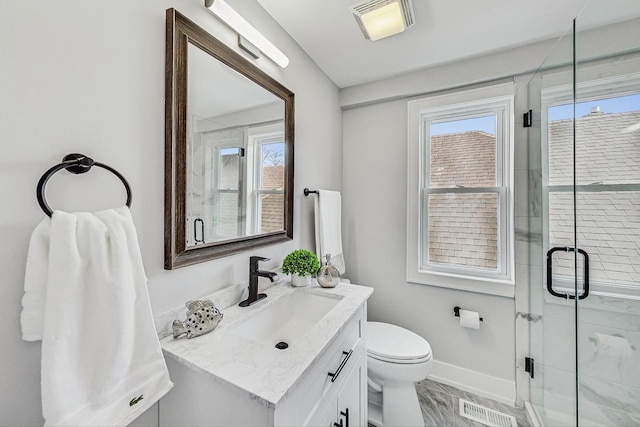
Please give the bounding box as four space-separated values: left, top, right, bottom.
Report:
350 0 415 41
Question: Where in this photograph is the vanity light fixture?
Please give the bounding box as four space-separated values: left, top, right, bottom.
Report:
350 0 415 41
204 0 289 68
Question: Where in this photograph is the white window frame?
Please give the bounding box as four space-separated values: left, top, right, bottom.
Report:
246 123 285 235
407 83 515 297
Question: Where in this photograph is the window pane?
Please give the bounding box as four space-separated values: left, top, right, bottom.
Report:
426 193 498 270
548 94 640 186
547 192 585 290
260 142 285 191
429 115 496 188
259 194 284 233
550 191 640 286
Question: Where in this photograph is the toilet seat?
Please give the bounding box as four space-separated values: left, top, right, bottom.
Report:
367 322 432 363
368 352 431 364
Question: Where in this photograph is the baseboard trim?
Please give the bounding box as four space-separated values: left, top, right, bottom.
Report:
429 360 516 406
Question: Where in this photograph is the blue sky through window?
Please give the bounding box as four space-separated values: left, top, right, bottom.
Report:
262 142 284 166
548 93 640 120
430 115 496 136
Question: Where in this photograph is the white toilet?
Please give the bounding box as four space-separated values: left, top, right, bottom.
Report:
366 321 433 427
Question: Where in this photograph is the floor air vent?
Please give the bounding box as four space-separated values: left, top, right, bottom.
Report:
459 399 517 427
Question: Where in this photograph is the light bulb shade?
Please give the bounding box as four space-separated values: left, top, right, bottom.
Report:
351 0 415 41
204 0 289 68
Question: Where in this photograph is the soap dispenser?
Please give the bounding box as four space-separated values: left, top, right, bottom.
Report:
317 253 341 288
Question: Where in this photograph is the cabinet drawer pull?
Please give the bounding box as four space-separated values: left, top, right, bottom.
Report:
340 408 349 427
333 421 343 427
328 350 352 383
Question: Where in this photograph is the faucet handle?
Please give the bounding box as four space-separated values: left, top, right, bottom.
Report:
250 256 270 270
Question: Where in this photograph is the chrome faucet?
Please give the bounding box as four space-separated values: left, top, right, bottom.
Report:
239 256 278 307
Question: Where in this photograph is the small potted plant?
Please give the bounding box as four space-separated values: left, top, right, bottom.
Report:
282 249 320 287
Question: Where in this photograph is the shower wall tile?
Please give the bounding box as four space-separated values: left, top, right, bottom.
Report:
579 294 640 318
528 125 542 171
515 217 543 267
537 294 640 424
515 124 529 171
543 313 575 372
529 236 543 268
528 168 542 218
529 383 544 407
579 374 640 422
515 240 529 267
528 266 543 315
515 263 529 294
515 169 529 217
528 320 544 362
545 294 640 323
579 323 640 387
541 366 576 412
528 217 542 245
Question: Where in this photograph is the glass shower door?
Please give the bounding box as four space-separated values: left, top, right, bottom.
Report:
528 2 640 425
574 3 640 425
526 18 579 426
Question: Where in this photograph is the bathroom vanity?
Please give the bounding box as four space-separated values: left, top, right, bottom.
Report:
159 282 372 426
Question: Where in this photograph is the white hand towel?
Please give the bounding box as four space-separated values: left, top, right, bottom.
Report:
314 190 345 274
21 206 173 426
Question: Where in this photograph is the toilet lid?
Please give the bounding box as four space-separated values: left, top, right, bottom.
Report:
366 322 432 361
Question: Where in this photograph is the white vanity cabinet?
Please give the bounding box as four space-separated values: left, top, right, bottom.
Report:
159 304 367 427
308 351 364 427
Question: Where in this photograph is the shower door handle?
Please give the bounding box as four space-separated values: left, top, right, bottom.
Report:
194 218 205 244
546 247 589 300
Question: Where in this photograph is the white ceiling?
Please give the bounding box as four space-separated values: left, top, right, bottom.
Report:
256 0 640 88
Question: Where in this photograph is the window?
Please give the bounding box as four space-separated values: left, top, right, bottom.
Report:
247 123 285 235
407 83 515 296
542 74 640 299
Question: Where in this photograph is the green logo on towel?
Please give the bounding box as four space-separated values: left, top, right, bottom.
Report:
129 395 144 406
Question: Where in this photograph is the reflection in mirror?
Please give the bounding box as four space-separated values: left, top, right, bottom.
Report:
165 9 294 269
186 43 286 247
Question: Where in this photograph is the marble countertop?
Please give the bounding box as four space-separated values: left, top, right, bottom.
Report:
160 281 373 409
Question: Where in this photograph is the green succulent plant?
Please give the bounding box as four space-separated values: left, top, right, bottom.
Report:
281 249 320 276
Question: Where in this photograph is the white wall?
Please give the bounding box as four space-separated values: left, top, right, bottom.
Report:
0 1 341 425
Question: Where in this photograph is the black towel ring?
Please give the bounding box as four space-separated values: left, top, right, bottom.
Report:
36 153 133 217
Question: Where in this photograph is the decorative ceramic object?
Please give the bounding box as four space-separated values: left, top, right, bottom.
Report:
282 249 320 287
291 273 312 287
172 300 223 339
317 254 341 288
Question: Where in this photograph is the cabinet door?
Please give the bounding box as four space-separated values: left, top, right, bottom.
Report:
307 394 338 427
336 360 363 427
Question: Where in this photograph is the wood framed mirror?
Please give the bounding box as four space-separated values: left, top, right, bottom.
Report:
165 9 294 269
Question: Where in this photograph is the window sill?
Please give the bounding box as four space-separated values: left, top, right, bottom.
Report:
408 269 515 298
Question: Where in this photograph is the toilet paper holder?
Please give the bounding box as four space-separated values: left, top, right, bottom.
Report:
453 306 483 322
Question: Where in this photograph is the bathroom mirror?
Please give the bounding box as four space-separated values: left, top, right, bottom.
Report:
165 9 294 269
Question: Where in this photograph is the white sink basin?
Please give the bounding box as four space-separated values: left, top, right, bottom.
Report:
229 290 343 345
